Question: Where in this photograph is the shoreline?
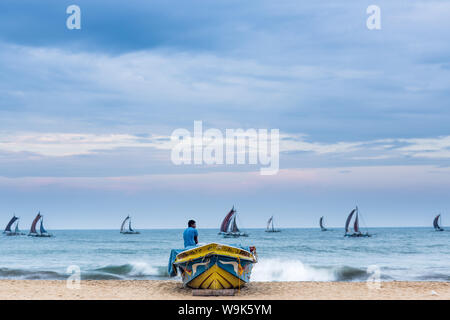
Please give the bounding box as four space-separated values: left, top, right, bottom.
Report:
0 280 448 300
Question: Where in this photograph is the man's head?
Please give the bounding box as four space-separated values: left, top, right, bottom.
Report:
188 220 196 228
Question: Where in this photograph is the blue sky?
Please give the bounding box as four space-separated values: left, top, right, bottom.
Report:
0 1 449 229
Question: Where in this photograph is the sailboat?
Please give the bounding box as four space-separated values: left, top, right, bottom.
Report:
120 215 140 234
265 216 280 232
433 214 444 231
218 206 248 237
3 215 25 236
319 216 327 231
28 212 52 237
344 206 370 237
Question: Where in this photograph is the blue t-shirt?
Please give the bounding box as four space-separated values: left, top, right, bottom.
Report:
183 227 198 248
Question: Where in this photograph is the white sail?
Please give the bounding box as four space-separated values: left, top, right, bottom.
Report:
120 216 130 233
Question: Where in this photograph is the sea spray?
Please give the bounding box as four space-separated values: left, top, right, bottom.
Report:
251 259 369 282
252 259 335 281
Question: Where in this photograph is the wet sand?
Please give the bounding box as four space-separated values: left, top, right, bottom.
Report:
0 280 448 300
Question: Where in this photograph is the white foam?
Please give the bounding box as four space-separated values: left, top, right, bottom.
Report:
128 261 161 276
251 259 336 282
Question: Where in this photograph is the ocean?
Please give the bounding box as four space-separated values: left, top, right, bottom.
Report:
0 228 449 282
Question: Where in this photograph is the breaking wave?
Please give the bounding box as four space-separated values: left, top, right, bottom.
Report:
0 262 168 280
1 260 448 282
92 262 168 278
0 267 67 280
251 259 371 282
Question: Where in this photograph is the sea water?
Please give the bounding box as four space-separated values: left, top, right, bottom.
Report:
0 228 448 281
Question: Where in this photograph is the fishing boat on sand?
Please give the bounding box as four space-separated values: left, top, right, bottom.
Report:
3 215 25 236
344 206 370 237
319 216 328 231
265 216 280 232
120 215 140 234
28 212 52 237
169 243 257 289
218 206 248 237
433 214 444 231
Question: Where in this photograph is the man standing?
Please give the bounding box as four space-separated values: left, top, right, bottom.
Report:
183 219 198 248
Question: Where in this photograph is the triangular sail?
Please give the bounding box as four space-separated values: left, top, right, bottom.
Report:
319 216 324 229
39 217 47 234
267 216 273 230
220 207 235 232
128 219 134 232
14 221 20 233
433 215 441 230
345 209 356 233
353 212 360 233
230 214 240 233
120 216 130 232
29 212 41 234
4 216 18 232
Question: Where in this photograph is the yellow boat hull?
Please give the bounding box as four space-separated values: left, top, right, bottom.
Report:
172 243 257 289
188 264 245 289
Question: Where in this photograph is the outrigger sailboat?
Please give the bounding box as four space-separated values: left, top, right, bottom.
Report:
28 212 52 237
120 215 140 234
433 214 444 231
265 216 280 232
3 215 25 236
218 206 248 237
169 243 258 290
319 216 327 231
344 206 370 237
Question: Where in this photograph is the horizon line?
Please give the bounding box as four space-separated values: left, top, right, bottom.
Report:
23 225 439 231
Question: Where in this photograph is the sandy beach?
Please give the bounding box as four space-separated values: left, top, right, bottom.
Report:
0 280 448 300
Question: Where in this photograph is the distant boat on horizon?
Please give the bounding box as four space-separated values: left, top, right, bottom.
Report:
120 215 140 234
28 212 52 237
344 206 370 237
265 216 280 232
3 215 25 236
319 216 328 231
433 214 444 232
219 206 248 237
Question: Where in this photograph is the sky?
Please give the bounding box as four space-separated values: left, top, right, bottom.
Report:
0 0 449 229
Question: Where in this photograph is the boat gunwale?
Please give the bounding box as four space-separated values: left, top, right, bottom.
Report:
174 243 256 264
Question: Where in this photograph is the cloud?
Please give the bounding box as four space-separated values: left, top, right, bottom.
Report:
0 132 171 157
1 130 450 165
